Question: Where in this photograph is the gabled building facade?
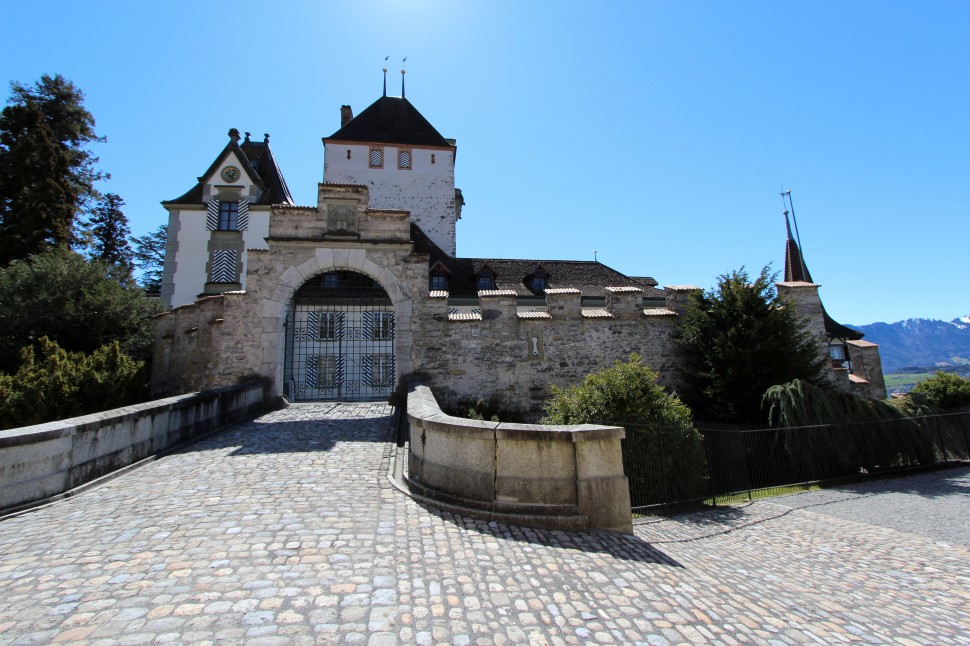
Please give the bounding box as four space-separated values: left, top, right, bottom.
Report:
152 86 886 415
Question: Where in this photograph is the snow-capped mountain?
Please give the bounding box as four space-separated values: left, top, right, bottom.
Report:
850 316 970 372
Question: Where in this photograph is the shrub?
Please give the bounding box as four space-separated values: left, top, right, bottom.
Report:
909 371 970 411
541 355 707 507
0 337 148 429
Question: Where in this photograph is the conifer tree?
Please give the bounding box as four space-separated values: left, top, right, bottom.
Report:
676 266 826 423
0 74 105 265
89 193 133 271
131 224 167 294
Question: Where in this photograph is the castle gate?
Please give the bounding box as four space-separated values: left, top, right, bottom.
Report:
284 270 395 402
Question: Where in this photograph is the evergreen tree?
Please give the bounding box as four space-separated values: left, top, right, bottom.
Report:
89 193 133 271
675 266 826 423
0 74 105 265
131 224 167 294
0 249 160 374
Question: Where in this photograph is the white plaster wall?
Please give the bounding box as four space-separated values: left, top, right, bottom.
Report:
169 208 211 307
325 143 457 255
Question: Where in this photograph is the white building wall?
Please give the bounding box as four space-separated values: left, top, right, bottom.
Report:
167 208 210 307
325 143 457 255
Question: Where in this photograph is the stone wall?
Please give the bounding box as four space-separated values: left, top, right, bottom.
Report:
0 382 269 514
410 288 694 419
406 383 632 533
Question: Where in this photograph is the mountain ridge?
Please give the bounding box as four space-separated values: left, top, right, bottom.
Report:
848 316 970 373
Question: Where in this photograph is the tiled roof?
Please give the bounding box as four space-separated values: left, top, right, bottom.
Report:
664 285 702 291
325 96 452 148
582 309 614 319
847 339 878 348
544 288 582 295
642 308 677 317
848 374 870 384
517 311 552 320
448 312 482 322
164 133 294 206
781 214 863 341
411 224 665 299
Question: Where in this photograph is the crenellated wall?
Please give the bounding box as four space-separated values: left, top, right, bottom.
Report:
410 287 696 418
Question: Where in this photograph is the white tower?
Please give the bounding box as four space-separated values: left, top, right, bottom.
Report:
322 80 463 256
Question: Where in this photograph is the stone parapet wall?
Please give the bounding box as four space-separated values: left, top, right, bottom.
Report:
410 287 690 418
406 383 632 533
0 382 270 514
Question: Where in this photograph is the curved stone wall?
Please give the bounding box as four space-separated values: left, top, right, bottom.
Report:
406 384 632 534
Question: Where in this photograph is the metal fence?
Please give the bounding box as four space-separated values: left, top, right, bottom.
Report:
608 410 970 516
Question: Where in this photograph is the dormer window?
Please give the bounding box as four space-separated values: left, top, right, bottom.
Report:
430 274 448 291
369 147 383 168
218 201 239 230
398 149 412 169
477 274 496 291
527 266 550 293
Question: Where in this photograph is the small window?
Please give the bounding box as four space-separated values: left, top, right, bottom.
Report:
372 312 393 340
369 147 383 168
477 274 496 290
318 355 338 387
218 201 239 230
319 312 338 340
321 273 340 288
529 275 548 292
346 149 351 160
431 153 436 165
829 345 847 360
398 149 411 169
371 354 394 387
430 274 448 291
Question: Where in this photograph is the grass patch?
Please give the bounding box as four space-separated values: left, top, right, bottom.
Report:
705 483 821 506
885 372 933 393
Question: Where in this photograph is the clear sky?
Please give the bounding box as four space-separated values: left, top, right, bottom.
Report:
1 0 967 325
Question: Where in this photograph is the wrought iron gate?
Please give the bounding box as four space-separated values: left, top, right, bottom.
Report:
284 270 395 402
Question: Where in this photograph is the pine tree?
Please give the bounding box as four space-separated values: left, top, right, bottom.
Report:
131 224 167 294
89 193 133 271
675 266 826 423
0 74 105 265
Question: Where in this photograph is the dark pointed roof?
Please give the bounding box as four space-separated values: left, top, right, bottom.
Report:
783 213 864 341
163 132 294 205
411 223 665 300
325 96 452 148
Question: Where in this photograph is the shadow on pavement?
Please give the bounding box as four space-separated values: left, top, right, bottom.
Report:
419 500 684 567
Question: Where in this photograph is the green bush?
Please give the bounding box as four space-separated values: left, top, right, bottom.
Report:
0 337 148 429
909 371 970 411
541 354 708 507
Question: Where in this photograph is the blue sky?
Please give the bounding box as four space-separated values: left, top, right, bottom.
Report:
1 0 967 325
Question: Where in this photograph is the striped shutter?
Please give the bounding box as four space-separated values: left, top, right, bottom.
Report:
206 199 219 230
362 354 372 387
388 312 396 339
210 250 237 283
237 199 249 231
335 355 345 386
306 355 318 388
362 311 373 339
307 311 319 339
336 312 345 339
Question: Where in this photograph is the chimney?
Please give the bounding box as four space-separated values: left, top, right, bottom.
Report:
340 105 353 127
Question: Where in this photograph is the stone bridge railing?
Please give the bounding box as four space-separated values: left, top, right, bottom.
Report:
0 382 270 515
406 384 632 533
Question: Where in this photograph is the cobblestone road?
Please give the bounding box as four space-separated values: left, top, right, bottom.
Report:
1 403 968 645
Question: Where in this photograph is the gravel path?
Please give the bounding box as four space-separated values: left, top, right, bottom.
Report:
768 465 970 547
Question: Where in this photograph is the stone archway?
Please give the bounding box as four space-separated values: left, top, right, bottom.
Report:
283 269 395 402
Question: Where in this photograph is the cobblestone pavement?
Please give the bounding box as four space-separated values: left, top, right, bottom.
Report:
1 403 968 645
